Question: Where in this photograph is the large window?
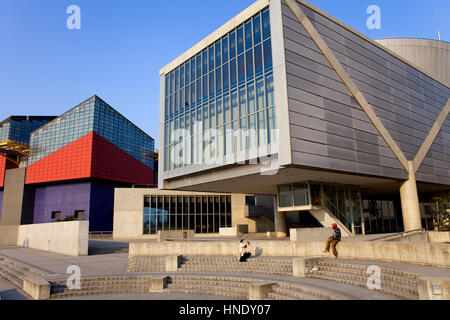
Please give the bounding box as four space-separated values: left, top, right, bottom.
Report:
143 195 232 235
164 7 275 171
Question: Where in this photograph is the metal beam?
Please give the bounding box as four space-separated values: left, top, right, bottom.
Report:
413 99 450 172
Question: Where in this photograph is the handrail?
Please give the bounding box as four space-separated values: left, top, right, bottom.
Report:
323 199 352 229
367 228 426 242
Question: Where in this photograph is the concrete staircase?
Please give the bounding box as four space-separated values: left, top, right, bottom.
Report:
49 275 153 299
127 256 293 275
309 260 419 300
0 255 45 290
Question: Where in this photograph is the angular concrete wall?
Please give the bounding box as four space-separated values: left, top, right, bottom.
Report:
129 240 450 268
17 221 89 256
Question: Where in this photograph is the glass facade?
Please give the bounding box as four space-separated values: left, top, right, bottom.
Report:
163 7 276 171
278 182 364 234
28 96 154 170
0 117 55 145
143 195 232 234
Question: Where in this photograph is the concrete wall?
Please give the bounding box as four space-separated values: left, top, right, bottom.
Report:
0 225 19 246
1 168 27 225
129 240 450 268
281 1 450 185
290 227 333 241
427 231 450 243
17 221 89 256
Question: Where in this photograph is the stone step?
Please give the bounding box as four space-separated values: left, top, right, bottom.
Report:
266 292 296 300
181 261 292 268
271 286 321 300
313 269 418 296
276 282 335 300
164 287 247 300
318 261 419 279
50 276 153 286
169 279 251 289
316 265 418 288
51 283 150 294
50 288 148 299
166 283 248 295
177 267 291 276
310 273 418 300
0 267 23 288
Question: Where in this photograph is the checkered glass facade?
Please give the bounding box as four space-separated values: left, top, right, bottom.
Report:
28 96 154 170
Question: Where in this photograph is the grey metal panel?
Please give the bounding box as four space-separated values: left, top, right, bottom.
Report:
282 1 450 185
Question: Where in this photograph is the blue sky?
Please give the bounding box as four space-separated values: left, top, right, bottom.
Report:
0 0 448 146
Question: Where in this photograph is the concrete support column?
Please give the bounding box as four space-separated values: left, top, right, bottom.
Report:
399 161 423 232
274 196 287 237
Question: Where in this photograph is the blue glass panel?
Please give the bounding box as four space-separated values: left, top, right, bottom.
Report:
208 45 214 72
230 59 237 88
246 49 254 81
202 76 208 100
202 50 208 76
237 26 244 55
196 79 201 104
238 54 245 84
209 72 215 98
175 68 180 92
191 57 196 82
222 35 229 63
222 62 229 92
170 71 174 95
180 65 185 88
165 75 169 97
245 21 253 50
185 61 190 84
263 40 272 72
254 44 263 76
191 82 196 108
215 67 222 95
229 31 236 59
215 41 221 67
253 14 261 44
262 9 270 40
196 55 201 79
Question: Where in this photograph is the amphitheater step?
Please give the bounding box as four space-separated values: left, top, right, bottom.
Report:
164 287 248 300
309 273 418 300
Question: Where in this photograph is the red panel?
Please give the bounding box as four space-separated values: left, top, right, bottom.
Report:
26 133 93 184
0 156 5 188
91 132 154 185
0 156 18 188
25 131 154 185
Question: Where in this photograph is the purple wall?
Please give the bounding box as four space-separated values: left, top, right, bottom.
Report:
33 182 91 224
0 190 3 222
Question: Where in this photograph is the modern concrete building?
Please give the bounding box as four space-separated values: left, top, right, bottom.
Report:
158 0 450 236
113 188 274 239
0 96 156 232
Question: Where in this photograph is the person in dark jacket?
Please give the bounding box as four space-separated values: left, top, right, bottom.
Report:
323 223 341 259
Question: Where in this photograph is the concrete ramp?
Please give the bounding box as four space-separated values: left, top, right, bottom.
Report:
309 207 353 237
